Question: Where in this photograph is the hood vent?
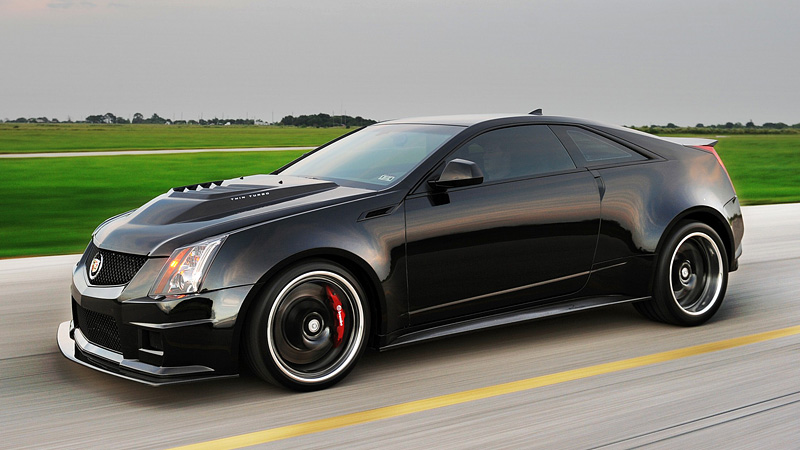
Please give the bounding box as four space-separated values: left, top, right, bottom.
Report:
172 180 224 192
129 176 339 225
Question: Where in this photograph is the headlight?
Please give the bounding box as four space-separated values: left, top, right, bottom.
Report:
151 236 226 296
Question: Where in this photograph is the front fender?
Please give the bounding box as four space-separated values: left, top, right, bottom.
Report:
202 194 408 337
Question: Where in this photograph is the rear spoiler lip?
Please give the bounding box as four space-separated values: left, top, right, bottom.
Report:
660 136 731 180
658 136 719 148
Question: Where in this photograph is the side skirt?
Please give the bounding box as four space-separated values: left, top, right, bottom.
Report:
379 295 650 351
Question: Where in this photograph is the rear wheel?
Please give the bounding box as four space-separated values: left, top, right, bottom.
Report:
245 261 369 391
636 222 728 326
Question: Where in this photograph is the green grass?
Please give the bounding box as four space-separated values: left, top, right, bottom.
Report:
0 151 304 257
0 134 798 258
708 135 800 205
0 123 352 153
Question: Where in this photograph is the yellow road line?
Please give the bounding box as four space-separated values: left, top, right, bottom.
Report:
171 324 800 450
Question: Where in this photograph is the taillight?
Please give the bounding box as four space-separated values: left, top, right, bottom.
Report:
694 145 730 179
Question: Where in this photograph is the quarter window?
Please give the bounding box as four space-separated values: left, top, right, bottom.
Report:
447 125 576 183
560 127 646 163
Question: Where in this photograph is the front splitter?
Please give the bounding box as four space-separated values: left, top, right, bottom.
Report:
57 321 237 386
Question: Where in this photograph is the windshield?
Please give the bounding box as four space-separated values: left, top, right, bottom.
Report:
278 124 463 188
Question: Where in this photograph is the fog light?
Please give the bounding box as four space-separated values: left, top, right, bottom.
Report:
143 330 163 351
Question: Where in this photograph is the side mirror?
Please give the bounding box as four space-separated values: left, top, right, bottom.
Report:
429 158 484 190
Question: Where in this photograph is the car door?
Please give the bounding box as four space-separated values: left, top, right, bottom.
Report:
405 124 602 325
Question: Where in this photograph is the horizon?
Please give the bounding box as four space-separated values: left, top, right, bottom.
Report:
4 112 799 129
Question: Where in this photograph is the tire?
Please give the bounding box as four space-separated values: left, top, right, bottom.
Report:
244 260 370 391
638 222 729 326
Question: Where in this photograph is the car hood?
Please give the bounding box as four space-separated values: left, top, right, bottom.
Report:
93 174 374 257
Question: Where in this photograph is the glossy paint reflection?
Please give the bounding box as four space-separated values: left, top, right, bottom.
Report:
406 170 601 325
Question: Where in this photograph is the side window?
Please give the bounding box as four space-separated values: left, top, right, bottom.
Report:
447 125 576 183
557 127 646 164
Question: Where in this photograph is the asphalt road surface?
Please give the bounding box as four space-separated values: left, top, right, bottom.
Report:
1 204 798 449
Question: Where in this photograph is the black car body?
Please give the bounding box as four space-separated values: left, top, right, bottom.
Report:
58 113 743 390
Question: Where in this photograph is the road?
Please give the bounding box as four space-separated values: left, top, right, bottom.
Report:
1 204 798 449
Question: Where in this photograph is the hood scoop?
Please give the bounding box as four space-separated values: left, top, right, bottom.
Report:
172 180 225 192
129 176 338 225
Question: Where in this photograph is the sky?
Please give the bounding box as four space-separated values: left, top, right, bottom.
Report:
1 0 798 126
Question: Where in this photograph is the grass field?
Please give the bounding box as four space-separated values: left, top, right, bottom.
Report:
0 123 352 153
0 132 797 258
712 135 800 205
0 151 304 257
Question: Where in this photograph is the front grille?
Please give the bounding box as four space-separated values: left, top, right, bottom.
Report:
84 242 147 286
75 304 122 352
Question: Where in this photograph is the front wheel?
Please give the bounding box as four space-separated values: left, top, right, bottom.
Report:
245 261 370 391
636 222 729 326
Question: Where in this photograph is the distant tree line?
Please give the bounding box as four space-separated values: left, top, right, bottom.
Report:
630 120 800 135
86 112 131 124
4 112 378 128
6 115 798 132
279 113 376 128
7 116 65 123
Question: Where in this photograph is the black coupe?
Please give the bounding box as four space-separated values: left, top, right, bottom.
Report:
58 113 743 390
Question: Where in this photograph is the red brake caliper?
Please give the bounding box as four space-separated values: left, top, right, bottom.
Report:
326 286 346 347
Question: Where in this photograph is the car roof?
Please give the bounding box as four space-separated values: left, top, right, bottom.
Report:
379 114 529 126
378 113 603 128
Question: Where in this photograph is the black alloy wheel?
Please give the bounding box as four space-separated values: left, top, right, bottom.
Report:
635 222 729 326
245 261 369 391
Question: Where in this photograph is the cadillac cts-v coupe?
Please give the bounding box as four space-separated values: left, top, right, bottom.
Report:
58 112 743 390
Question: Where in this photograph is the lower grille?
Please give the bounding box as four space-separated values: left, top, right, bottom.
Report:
75 304 122 353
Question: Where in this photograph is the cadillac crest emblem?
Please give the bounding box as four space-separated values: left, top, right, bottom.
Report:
88 253 103 280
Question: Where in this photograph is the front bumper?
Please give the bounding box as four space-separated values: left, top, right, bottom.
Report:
58 254 254 386
58 320 236 385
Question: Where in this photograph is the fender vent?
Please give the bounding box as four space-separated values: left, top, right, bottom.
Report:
360 206 395 221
